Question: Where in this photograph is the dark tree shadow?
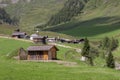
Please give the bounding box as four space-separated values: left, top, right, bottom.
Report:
45 16 120 37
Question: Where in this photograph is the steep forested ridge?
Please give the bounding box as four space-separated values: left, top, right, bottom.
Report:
0 8 12 24
46 0 89 26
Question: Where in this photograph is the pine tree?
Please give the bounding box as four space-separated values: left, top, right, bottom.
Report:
42 36 47 45
106 50 115 68
0 8 12 24
100 37 119 51
81 38 90 57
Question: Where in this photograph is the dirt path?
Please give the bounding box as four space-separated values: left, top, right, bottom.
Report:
0 35 32 42
0 35 81 52
26 60 77 67
49 43 81 52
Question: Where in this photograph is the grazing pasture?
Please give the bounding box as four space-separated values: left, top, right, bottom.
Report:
0 38 120 80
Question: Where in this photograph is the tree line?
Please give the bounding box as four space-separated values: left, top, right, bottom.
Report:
81 37 118 68
0 8 19 26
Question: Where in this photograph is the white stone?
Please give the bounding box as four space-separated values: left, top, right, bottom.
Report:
80 56 86 61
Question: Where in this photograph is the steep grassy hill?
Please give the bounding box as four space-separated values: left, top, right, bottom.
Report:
45 0 120 38
4 0 67 31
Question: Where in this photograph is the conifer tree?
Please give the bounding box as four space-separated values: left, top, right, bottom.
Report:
81 38 94 66
42 36 47 45
106 50 115 68
81 38 90 57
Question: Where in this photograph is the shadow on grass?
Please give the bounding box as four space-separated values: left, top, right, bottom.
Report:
45 16 120 37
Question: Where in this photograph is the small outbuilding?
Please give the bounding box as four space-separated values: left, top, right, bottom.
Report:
32 36 44 43
27 45 59 60
12 32 27 38
30 34 38 40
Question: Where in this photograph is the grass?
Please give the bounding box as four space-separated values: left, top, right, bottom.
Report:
0 38 120 80
44 0 120 38
5 0 67 30
0 0 119 39
46 16 120 38
0 24 75 40
1 0 120 39
0 24 16 35
0 0 120 79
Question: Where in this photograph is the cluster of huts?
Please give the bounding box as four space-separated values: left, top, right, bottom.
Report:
11 29 84 61
11 29 84 44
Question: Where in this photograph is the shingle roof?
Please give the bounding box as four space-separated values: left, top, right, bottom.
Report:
12 32 26 36
30 34 38 37
33 36 43 39
27 45 58 51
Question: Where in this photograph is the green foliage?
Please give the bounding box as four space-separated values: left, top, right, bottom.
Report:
106 50 115 68
100 37 119 51
81 38 90 57
0 8 19 25
81 38 95 66
111 37 119 51
0 8 12 24
100 37 110 50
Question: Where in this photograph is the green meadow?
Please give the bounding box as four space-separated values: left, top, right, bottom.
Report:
0 38 120 80
0 0 120 80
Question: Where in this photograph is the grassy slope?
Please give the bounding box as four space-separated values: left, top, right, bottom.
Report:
5 0 67 31
0 24 16 35
2 0 120 38
46 0 120 38
0 0 74 39
0 38 120 80
0 24 75 39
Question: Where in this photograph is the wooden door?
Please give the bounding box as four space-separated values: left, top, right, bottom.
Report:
43 52 48 60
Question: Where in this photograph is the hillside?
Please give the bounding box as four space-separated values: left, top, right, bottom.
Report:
44 0 120 38
0 0 120 38
3 0 67 31
0 1 120 80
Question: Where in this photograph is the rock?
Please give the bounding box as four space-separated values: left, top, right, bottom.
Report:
80 56 86 61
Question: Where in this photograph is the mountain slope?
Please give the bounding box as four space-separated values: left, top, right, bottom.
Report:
44 0 120 37
4 0 67 31
1 0 120 38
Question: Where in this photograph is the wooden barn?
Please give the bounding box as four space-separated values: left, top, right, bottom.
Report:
27 45 59 60
32 36 43 43
12 32 27 38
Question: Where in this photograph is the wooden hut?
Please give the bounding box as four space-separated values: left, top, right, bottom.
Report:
32 36 43 43
27 45 59 60
30 34 38 40
12 32 27 38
